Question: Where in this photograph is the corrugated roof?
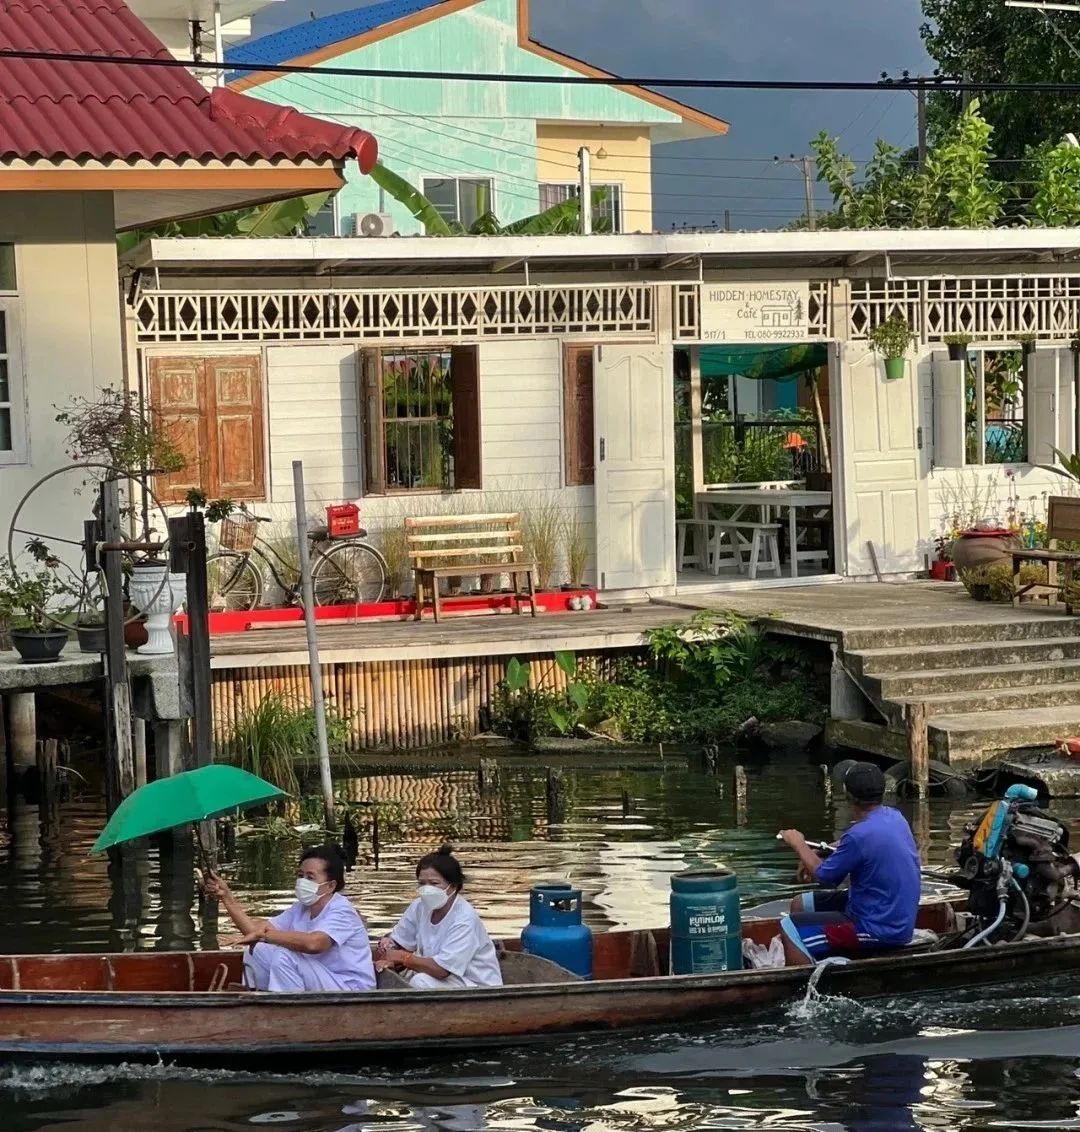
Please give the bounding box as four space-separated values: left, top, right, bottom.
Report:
225 0 447 74
0 0 378 168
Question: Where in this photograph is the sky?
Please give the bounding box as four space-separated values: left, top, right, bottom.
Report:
250 0 937 230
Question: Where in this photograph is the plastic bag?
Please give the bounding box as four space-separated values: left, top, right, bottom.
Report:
742 934 785 969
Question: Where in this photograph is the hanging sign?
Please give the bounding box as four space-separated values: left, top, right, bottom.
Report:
698 281 812 343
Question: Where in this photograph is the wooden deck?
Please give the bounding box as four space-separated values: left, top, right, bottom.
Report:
209 605 691 670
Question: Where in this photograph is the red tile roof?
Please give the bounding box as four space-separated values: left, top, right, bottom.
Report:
0 0 378 170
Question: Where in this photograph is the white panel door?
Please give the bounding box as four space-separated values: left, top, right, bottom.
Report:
593 344 675 591
836 341 929 575
1058 348 1075 457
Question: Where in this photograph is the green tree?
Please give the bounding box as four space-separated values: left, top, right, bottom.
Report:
920 0 1080 170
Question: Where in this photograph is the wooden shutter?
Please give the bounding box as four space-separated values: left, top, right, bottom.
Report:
148 355 209 504
361 349 385 494
932 354 966 469
564 346 595 486
1029 349 1060 466
205 355 265 499
451 345 482 489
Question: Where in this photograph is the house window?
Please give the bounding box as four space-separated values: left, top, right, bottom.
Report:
963 349 1026 465
148 355 266 503
0 244 15 291
539 183 623 233
422 178 493 228
305 197 338 237
564 346 595 486
0 300 26 464
361 346 481 493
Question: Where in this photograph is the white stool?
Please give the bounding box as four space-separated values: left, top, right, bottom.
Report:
746 526 781 579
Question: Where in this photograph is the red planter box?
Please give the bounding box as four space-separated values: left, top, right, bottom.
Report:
174 589 599 637
929 559 956 581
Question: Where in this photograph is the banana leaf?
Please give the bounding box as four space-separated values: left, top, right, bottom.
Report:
369 162 452 236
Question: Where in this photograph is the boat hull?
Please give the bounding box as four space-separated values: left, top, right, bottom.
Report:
3 931 1080 1060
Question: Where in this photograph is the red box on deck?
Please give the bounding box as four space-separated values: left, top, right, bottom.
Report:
326 502 360 538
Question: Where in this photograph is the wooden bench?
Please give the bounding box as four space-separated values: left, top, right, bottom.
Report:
405 512 537 623
1012 495 1080 614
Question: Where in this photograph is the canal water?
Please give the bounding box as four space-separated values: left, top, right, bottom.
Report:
4 749 1080 1129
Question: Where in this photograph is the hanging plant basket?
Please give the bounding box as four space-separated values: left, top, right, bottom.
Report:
884 356 906 381
947 342 969 361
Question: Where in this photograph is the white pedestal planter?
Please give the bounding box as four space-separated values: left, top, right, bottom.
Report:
128 565 184 655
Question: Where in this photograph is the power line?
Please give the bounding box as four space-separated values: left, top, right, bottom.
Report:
10 47 1080 92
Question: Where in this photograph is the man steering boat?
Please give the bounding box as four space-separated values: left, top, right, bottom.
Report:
778 761 922 966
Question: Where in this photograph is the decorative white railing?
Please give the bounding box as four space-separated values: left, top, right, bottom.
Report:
672 281 833 341
134 284 656 344
849 276 1080 343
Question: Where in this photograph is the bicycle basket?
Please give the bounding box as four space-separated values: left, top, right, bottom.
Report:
219 515 259 553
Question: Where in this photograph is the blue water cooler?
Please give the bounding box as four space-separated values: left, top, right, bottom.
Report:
521 883 593 979
670 869 743 975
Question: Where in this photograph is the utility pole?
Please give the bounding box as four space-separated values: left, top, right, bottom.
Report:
917 85 928 168
578 146 593 236
774 154 816 231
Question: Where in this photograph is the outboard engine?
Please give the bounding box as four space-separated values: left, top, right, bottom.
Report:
952 784 1080 943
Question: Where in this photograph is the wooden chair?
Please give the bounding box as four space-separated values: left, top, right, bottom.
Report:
718 521 781 580
405 512 537 623
1012 496 1080 614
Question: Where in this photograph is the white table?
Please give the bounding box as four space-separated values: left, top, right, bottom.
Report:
695 489 833 579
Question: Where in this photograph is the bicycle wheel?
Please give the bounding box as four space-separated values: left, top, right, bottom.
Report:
312 542 387 606
207 551 263 612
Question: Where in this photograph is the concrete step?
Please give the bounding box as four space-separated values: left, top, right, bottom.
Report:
842 616 1080 651
851 637 1080 675
874 659 1080 699
893 682 1080 720
930 706 1080 767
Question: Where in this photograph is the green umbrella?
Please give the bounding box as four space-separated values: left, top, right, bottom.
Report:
91 765 287 856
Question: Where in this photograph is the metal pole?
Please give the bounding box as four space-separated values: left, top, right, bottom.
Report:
578 146 593 236
292 460 335 832
801 156 817 231
916 85 928 168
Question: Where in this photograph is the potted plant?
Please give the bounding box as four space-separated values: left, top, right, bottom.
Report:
0 555 73 664
74 575 108 654
944 333 971 362
868 314 917 381
1018 332 1037 357
929 536 956 582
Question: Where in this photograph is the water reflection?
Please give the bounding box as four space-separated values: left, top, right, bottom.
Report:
0 750 1002 952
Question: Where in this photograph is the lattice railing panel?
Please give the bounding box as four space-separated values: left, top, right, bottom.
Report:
673 281 832 341
849 276 1080 342
135 284 655 343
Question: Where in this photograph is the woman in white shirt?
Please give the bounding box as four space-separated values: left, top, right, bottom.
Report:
374 844 503 989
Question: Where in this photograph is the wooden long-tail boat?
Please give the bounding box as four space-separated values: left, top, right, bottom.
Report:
1 899 1075 1061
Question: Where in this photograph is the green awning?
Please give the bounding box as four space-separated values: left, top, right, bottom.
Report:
700 344 828 381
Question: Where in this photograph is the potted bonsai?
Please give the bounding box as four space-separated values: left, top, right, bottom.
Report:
944 333 971 362
868 314 917 381
0 555 73 664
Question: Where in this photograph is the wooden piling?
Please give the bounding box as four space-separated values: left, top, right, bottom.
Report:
734 765 748 827
905 702 929 800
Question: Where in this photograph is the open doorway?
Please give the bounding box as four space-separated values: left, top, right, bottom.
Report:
674 344 837 589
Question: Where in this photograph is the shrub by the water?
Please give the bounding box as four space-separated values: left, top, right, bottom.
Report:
490 612 827 744
219 693 352 794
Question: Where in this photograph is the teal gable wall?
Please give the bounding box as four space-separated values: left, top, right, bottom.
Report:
243 0 683 233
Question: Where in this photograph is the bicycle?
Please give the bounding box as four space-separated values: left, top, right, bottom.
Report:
205 503 388 612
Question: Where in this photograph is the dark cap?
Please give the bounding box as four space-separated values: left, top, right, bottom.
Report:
844 761 886 803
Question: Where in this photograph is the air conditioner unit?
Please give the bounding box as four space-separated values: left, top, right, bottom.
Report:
351 212 395 237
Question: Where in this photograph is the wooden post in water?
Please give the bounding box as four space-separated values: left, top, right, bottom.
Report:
292 460 335 833
905 702 929 800
101 478 134 813
734 765 748 827
546 766 567 824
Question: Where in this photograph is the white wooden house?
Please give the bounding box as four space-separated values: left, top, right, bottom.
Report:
122 230 1080 596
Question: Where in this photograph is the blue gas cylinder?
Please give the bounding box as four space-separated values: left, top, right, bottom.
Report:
521 883 593 979
670 869 742 975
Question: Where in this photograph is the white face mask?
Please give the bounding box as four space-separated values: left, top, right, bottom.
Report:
418 883 451 912
295 877 327 907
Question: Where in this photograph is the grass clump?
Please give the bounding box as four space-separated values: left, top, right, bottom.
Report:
219 693 352 794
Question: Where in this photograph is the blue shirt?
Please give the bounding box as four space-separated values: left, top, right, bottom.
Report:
813 806 921 944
